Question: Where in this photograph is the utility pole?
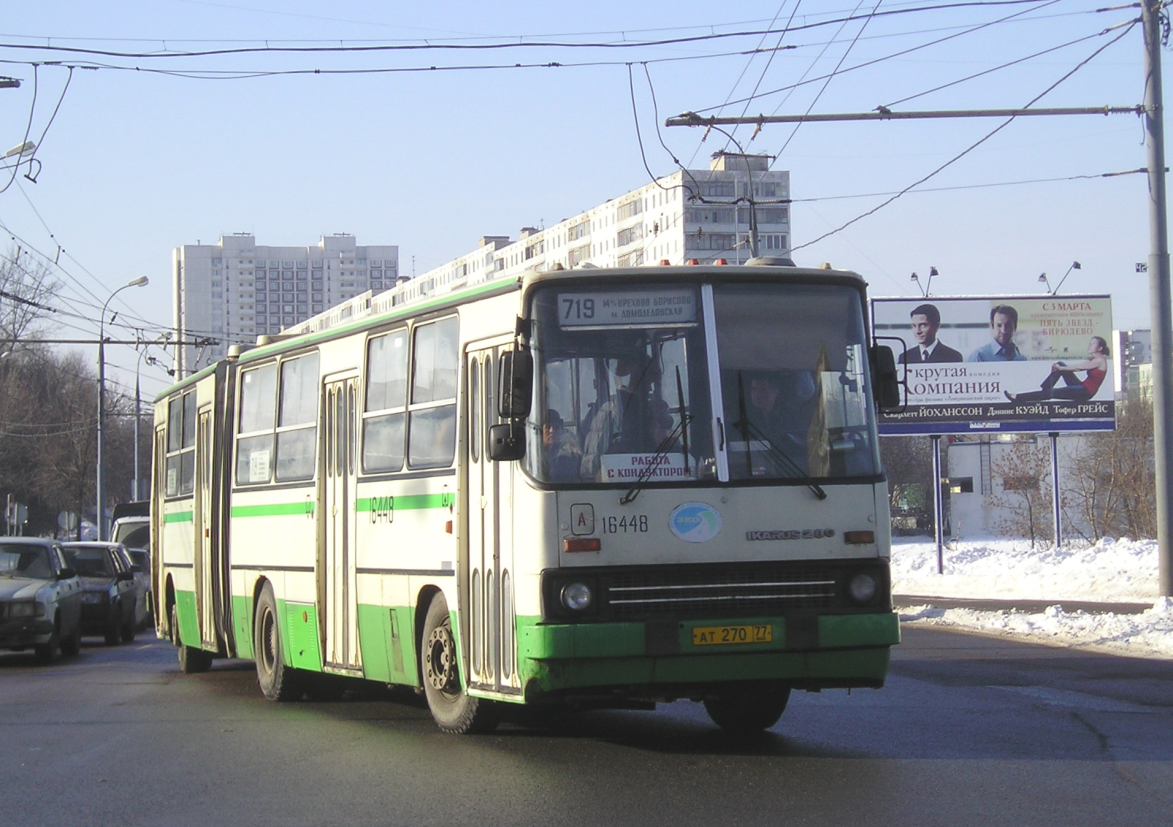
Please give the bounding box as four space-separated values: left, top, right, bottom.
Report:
1142 0 1173 596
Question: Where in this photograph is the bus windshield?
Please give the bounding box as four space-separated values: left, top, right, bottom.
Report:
526 280 879 485
714 283 880 481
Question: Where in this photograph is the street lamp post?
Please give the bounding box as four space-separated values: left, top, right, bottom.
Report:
96 276 148 540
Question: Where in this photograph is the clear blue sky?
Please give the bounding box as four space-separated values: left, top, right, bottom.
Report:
0 0 1160 398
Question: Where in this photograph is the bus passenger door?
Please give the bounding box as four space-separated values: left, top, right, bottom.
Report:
465 344 520 696
322 375 361 671
195 407 217 650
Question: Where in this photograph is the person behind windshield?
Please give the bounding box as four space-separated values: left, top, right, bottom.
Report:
744 371 816 460
542 408 582 481
579 354 671 478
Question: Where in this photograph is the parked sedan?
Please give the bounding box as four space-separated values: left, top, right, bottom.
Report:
62 542 139 645
0 538 83 663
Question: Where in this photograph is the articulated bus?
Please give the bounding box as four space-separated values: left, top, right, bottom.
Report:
152 260 901 734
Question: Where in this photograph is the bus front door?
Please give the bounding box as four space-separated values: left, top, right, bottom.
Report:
465 345 520 696
322 375 361 672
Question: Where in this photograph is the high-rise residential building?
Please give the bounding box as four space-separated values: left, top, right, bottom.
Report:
172 233 399 376
412 152 789 292
274 153 788 341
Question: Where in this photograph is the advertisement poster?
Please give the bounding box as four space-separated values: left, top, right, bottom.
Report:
871 295 1115 435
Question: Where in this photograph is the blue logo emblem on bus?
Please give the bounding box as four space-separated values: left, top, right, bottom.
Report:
669 502 722 543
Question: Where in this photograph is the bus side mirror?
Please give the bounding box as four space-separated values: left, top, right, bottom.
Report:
498 350 533 419
488 421 526 462
869 345 902 409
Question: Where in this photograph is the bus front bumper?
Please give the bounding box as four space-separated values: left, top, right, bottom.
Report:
515 612 900 700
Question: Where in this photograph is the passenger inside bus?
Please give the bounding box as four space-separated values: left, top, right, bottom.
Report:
542 409 582 481
578 354 672 479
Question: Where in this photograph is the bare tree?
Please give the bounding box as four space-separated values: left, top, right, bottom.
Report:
0 246 61 345
1055 401 1155 542
989 439 1053 548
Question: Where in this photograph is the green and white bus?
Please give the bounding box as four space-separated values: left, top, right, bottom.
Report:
151 261 901 734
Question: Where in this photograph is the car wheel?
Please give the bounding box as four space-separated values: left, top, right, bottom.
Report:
60 621 82 657
171 602 213 674
104 608 122 646
703 684 791 734
254 583 303 701
121 601 137 643
421 592 496 734
34 616 61 664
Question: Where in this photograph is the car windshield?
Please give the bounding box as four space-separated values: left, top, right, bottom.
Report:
0 545 52 579
64 548 115 578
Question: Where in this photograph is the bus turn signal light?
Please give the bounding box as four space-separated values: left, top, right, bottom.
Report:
843 531 875 544
563 538 601 553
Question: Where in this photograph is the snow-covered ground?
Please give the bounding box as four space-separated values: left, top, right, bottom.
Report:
891 537 1173 659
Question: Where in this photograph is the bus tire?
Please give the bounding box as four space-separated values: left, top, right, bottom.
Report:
421 593 496 734
703 684 791 734
172 602 213 674
254 584 303 701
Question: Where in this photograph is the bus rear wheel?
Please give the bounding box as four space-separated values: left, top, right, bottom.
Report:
703 684 791 734
421 593 496 734
171 602 213 674
254 584 303 701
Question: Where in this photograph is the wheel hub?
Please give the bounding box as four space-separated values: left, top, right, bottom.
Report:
425 625 457 693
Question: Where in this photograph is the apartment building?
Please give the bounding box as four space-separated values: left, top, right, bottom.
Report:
172 233 399 376
411 152 790 293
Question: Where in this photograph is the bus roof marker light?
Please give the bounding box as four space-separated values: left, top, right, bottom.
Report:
843 531 875 544
563 538 601 553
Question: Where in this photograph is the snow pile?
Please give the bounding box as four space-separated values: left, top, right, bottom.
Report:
891 538 1173 658
892 537 1159 602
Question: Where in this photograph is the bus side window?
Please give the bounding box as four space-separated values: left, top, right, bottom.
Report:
236 364 278 485
408 316 458 469
274 353 319 481
363 329 407 473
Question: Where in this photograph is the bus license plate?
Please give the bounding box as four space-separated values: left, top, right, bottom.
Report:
691 624 773 646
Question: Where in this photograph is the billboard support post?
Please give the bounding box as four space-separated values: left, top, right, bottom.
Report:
1050 432 1062 549
932 435 944 574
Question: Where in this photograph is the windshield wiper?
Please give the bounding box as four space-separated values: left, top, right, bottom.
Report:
619 409 693 506
733 371 827 500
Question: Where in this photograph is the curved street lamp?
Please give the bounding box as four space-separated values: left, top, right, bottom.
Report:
96 276 148 540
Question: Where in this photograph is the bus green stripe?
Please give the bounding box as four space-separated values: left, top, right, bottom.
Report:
231 502 315 517
164 511 194 524
355 494 451 512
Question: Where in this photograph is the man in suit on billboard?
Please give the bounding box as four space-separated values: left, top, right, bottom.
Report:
899 303 963 364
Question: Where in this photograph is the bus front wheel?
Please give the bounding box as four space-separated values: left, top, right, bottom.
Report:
703 684 791 734
421 593 496 734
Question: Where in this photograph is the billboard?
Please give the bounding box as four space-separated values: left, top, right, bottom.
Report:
871 295 1115 435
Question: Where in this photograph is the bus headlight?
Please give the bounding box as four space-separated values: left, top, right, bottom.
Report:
848 572 877 604
561 582 593 611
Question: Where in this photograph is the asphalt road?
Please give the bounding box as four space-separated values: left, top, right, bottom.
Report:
2 625 1171 827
